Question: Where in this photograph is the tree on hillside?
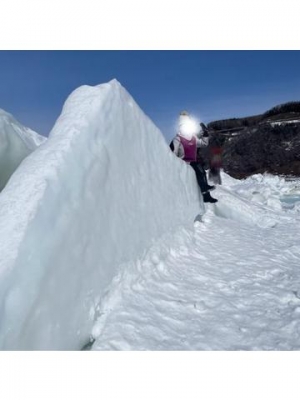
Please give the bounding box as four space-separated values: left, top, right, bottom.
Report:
263 101 300 118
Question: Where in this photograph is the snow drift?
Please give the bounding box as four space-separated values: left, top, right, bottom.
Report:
0 109 46 191
0 80 203 350
90 173 300 351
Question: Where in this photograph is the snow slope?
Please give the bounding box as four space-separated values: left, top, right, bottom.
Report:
91 173 300 350
0 80 203 350
0 109 46 191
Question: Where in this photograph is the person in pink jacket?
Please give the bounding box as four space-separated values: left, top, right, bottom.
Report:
171 111 218 203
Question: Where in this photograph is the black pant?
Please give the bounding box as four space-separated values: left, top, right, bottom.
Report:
190 162 209 194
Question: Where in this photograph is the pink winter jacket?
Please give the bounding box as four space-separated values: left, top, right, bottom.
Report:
172 133 209 163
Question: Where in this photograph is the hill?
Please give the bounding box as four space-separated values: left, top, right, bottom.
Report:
206 101 300 179
207 101 300 131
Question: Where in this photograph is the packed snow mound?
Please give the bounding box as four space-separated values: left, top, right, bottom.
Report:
212 172 300 228
221 172 300 211
0 109 46 191
0 80 203 350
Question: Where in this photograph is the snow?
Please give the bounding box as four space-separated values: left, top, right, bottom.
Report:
271 120 300 126
1 80 300 351
282 140 293 151
0 80 203 350
0 109 46 191
91 172 300 350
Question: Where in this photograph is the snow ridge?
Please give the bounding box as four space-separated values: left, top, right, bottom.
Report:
0 109 46 191
0 80 203 350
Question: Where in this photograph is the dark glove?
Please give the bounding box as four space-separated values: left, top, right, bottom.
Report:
200 122 209 137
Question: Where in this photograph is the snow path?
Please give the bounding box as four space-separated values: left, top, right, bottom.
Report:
92 175 300 350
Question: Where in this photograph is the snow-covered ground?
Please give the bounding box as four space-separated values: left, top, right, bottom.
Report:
91 173 300 350
270 119 300 126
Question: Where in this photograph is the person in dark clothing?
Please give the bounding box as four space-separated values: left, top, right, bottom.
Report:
194 123 218 202
190 147 218 203
208 137 223 185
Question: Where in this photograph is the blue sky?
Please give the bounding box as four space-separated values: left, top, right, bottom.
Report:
1 51 300 141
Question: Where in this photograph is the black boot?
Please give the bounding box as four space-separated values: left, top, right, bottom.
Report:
206 184 215 192
203 192 218 203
